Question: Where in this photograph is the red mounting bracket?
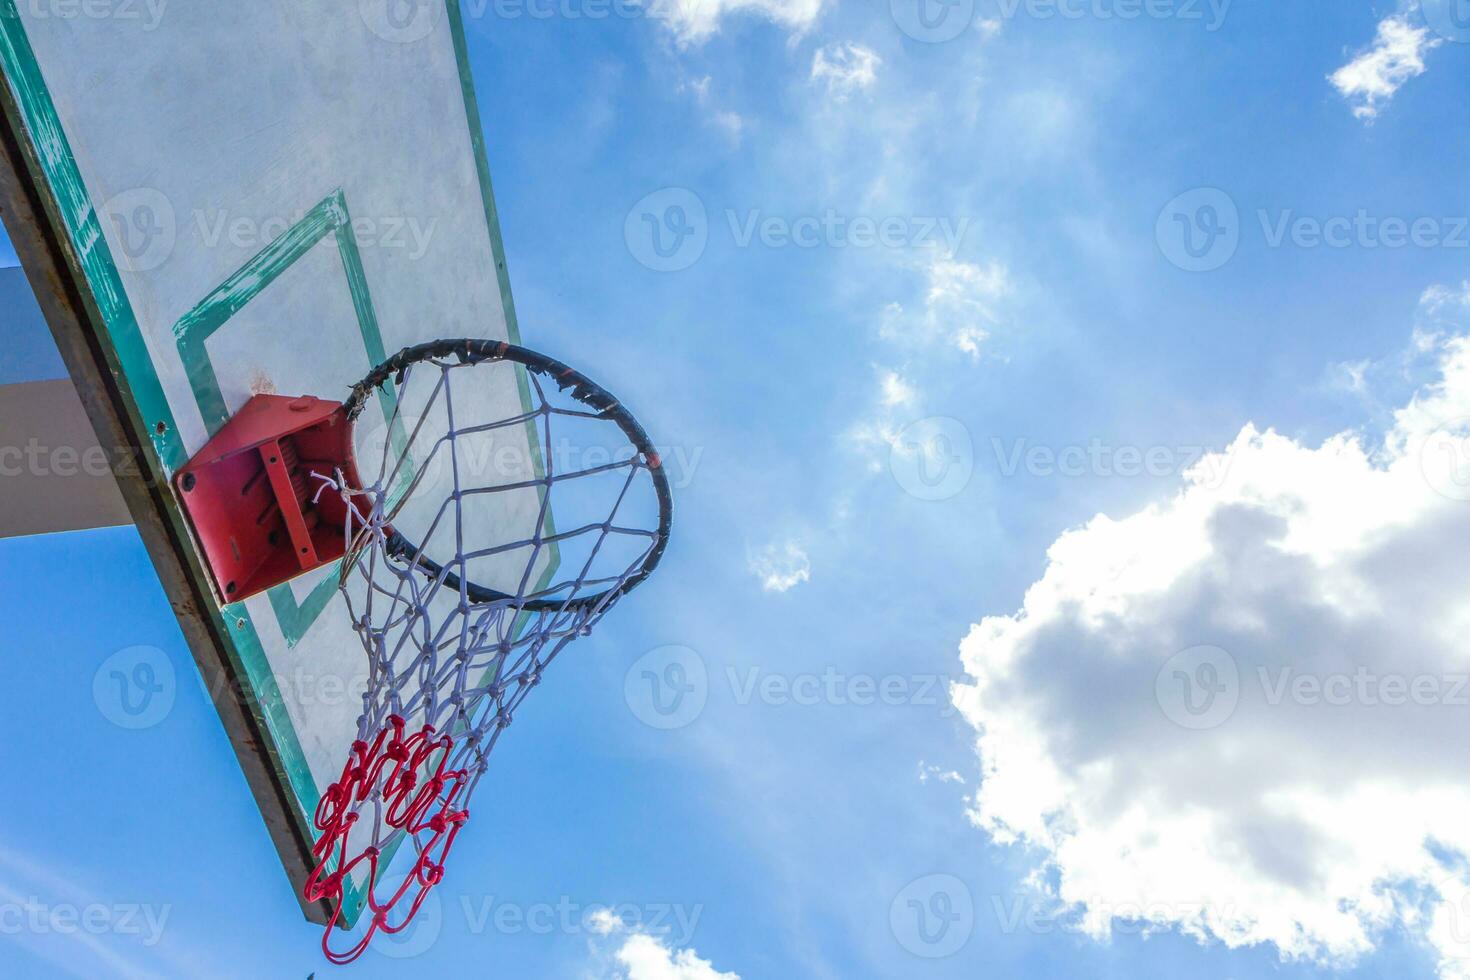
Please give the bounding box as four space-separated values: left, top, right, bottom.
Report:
175 394 367 604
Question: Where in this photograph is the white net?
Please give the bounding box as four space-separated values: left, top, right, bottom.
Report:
302 341 670 962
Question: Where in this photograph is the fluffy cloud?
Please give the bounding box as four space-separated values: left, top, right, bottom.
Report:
1329 13 1442 121
615 934 740 980
649 0 823 45
810 42 881 100
879 369 917 407
589 909 740 980
954 313 1470 976
882 255 1010 359
748 540 812 592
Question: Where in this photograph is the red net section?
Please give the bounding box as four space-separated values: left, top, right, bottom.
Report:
304 715 469 964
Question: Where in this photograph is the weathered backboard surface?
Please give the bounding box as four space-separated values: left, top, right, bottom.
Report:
0 0 550 925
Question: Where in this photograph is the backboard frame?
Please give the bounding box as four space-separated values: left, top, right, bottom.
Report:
0 0 543 926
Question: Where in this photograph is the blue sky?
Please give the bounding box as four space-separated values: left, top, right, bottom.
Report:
7 1 1470 977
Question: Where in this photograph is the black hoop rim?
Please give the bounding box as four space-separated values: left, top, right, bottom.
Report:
343 338 673 613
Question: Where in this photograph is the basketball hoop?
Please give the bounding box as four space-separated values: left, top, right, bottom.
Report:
297 340 672 962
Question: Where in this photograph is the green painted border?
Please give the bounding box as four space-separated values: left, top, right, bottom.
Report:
171 189 409 656
448 0 562 564
170 190 413 928
0 0 561 930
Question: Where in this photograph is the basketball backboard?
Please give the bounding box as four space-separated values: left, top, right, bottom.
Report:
0 0 550 926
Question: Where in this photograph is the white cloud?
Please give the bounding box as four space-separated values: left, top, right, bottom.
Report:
810 42 881 101
649 0 824 46
748 541 812 592
589 908 623 935
680 75 745 145
1423 281 1470 319
615 933 741 980
846 366 923 471
1329 13 1442 121
879 369 917 407
883 254 1010 359
589 912 741 980
847 419 904 474
919 762 966 785
954 307 1470 976
846 256 1008 471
